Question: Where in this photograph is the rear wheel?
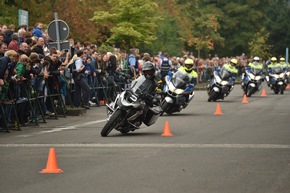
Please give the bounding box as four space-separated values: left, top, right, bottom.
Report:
101 109 124 137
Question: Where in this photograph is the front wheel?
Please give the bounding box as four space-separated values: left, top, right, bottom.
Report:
101 109 124 137
280 85 285 94
161 100 171 115
247 87 255 97
274 85 279 94
208 90 217 102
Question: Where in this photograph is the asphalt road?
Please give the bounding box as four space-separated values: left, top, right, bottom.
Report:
1 82 290 193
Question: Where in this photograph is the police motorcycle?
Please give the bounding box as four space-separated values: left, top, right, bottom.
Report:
207 59 237 102
241 57 264 97
266 64 287 94
160 59 196 115
280 57 290 83
101 62 162 137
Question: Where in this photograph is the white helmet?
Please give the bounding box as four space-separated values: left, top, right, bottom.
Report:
253 56 259 61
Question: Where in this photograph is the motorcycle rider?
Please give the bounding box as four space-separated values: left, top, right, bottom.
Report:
267 57 285 88
242 56 264 92
134 61 159 124
279 57 290 83
141 61 157 92
166 58 198 105
279 57 289 72
216 58 238 97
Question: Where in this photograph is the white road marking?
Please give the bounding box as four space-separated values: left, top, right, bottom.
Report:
40 119 107 133
1 143 290 149
14 119 107 137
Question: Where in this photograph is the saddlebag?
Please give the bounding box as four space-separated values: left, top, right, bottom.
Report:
143 106 162 126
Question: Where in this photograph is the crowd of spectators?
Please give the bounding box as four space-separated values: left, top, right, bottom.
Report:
0 22 256 131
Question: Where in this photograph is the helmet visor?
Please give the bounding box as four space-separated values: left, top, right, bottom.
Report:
143 69 155 77
185 64 193 69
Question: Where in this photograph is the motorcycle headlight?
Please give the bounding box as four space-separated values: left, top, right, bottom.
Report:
279 73 285 78
221 81 229 86
255 76 261 81
249 73 255 80
175 89 184 95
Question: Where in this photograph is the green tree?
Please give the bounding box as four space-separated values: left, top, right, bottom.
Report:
248 28 272 60
212 0 270 57
175 0 224 58
141 0 185 56
265 0 290 56
0 0 18 26
91 0 162 50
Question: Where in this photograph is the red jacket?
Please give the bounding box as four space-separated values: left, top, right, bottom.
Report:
8 40 19 52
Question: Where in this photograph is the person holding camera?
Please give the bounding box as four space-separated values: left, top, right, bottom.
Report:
72 50 91 109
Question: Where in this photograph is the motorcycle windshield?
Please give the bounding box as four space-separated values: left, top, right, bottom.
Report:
130 76 153 95
250 67 262 75
219 67 231 80
171 71 188 88
272 66 283 74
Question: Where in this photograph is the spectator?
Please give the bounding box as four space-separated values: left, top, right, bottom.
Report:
8 33 19 52
0 33 5 43
18 42 29 56
128 48 137 79
84 56 92 84
32 37 44 55
4 24 15 45
160 53 172 83
42 33 50 56
0 25 8 34
32 22 43 38
0 42 8 58
119 50 127 73
25 38 34 56
0 50 18 83
15 54 31 99
18 28 26 45
89 51 100 103
72 50 91 109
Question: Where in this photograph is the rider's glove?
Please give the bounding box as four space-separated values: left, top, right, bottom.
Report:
229 76 236 84
184 84 194 93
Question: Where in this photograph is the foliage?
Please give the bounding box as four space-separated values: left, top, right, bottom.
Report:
1 0 290 58
264 0 290 56
0 0 18 26
248 28 272 60
91 0 162 50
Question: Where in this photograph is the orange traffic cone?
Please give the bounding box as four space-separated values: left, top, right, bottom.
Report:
161 121 173 136
286 84 290 89
261 89 267 97
214 103 223 115
241 94 249 104
40 148 63 173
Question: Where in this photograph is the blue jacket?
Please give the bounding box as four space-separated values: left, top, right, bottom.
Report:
32 27 43 38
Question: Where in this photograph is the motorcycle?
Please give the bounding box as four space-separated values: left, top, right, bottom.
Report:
266 67 287 94
101 75 162 137
160 71 194 115
207 68 234 102
286 70 290 84
241 67 263 97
